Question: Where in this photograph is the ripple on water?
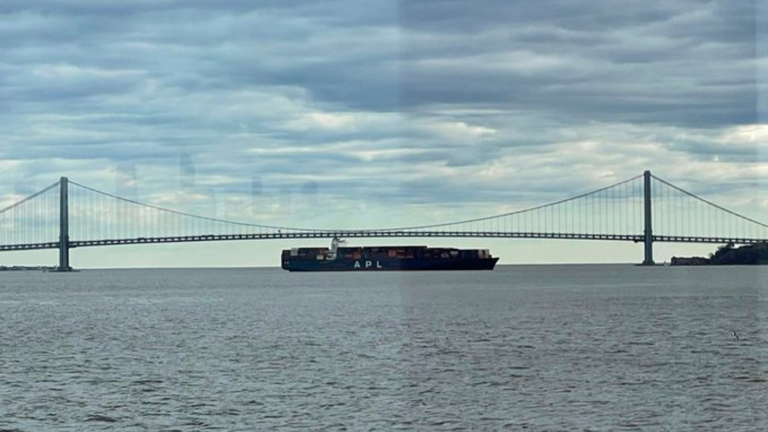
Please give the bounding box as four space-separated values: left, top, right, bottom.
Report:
0 266 766 430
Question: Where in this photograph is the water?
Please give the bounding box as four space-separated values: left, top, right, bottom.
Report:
1 265 766 431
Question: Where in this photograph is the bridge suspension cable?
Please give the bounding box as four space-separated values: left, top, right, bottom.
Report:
65 174 651 242
377 174 645 236
650 174 768 242
67 180 334 242
0 182 60 249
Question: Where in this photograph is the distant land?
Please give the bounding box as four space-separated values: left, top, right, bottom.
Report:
672 242 768 266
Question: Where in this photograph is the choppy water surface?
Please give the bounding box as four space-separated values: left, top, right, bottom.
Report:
1 265 767 431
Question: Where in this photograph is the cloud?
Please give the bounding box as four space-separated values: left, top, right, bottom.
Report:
399 0 756 127
0 0 764 241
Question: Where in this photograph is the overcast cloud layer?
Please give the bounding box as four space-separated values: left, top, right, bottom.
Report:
0 0 766 264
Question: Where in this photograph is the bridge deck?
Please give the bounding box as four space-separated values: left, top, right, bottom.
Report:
1 232 765 252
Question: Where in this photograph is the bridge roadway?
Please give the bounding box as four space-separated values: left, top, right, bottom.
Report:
0 231 765 252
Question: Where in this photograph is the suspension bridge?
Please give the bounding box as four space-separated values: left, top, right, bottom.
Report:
1 171 766 271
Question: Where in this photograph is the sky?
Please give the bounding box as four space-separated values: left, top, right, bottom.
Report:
0 0 766 268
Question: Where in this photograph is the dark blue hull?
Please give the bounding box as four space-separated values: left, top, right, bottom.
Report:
282 257 499 272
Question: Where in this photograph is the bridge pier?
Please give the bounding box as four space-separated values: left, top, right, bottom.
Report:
55 177 73 272
642 170 655 265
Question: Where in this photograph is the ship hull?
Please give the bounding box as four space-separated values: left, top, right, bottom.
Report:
283 257 499 272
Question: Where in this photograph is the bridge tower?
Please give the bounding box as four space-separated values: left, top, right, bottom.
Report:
56 176 72 272
642 170 655 265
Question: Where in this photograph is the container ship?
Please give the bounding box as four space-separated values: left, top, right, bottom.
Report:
281 238 499 272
